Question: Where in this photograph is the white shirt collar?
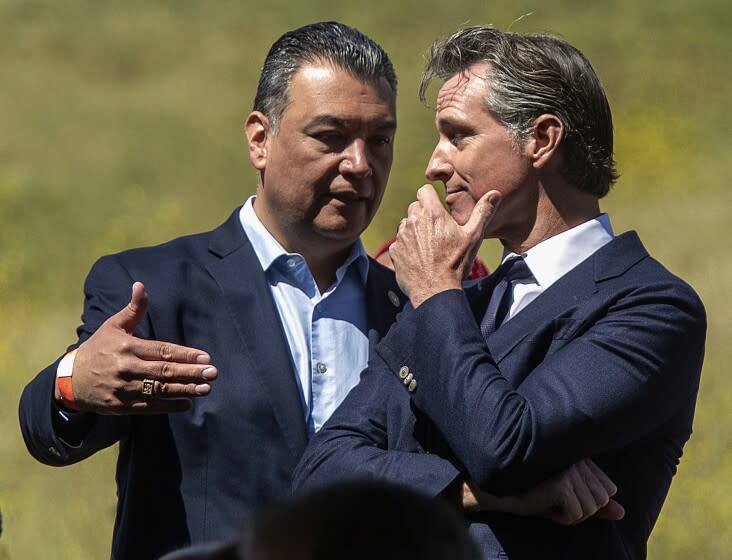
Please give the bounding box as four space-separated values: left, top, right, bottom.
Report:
501 214 614 289
238 196 369 285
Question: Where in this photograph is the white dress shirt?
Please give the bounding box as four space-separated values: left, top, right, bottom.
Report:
239 197 369 433
500 214 615 322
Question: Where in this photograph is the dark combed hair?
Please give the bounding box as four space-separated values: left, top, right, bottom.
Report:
420 26 618 197
253 21 397 132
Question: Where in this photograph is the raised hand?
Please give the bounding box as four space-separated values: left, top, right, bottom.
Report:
55 282 217 414
389 184 501 308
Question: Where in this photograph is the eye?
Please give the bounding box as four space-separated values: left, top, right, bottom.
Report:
313 131 344 143
370 135 392 147
449 134 465 147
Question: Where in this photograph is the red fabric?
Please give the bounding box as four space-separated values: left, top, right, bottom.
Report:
374 239 396 259
374 238 490 279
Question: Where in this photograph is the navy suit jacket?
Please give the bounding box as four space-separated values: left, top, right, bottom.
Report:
294 231 706 559
19 208 404 560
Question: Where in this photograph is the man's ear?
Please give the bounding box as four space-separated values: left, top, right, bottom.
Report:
526 114 564 169
244 111 272 171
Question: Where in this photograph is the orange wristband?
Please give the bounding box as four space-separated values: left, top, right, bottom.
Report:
56 349 79 411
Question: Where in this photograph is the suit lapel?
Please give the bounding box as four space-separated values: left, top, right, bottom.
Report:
483 231 648 363
205 210 308 458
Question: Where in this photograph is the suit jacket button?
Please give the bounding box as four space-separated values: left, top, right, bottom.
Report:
408 379 417 392
48 446 61 458
403 372 414 385
399 366 410 379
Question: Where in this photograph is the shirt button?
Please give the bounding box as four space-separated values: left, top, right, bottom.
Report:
316 362 328 374
286 257 298 268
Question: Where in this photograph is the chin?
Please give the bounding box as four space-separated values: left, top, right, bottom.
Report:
449 209 470 226
313 222 363 244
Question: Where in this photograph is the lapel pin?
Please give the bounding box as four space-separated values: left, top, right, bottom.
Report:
387 290 400 308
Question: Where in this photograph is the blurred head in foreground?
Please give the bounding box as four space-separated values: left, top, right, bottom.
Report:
240 480 480 560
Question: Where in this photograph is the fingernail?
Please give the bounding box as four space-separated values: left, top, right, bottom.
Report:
195 384 211 395
196 354 211 364
488 193 501 206
202 367 217 380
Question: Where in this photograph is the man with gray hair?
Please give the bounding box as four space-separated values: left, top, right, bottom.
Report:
295 26 705 559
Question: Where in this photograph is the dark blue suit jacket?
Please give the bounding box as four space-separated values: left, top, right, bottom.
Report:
294 232 706 559
19 208 404 560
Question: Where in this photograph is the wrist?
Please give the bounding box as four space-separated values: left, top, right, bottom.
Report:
55 349 80 411
410 281 462 308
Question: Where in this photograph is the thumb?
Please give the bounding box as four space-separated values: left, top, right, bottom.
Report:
108 281 149 334
595 499 626 521
463 190 501 240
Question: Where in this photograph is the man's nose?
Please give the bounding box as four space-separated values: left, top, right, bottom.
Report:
339 139 372 178
425 145 451 181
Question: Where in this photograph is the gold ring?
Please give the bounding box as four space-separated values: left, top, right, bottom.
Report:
141 378 155 398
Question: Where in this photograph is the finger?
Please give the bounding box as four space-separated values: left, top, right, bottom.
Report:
586 458 617 497
568 464 597 523
462 190 501 241
153 380 212 398
416 184 443 208
595 499 626 521
129 339 211 365
120 379 211 401
128 399 193 414
577 459 610 513
108 282 149 334
131 360 218 383
407 200 421 218
550 467 584 525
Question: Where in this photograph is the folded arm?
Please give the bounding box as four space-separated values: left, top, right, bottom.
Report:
294 352 624 524
376 284 705 494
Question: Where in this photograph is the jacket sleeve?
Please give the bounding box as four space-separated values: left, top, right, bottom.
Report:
17 255 147 466
292 349 462 498
375 282 706 495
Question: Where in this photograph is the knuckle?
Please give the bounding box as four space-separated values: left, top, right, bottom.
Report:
159 344 173 360
160 362 173 379
111 379 127 393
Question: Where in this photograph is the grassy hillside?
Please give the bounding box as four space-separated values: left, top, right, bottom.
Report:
1 1 729 558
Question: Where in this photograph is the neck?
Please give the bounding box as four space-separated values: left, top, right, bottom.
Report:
251 194 355 293
302 245 354 293
501 181 601 254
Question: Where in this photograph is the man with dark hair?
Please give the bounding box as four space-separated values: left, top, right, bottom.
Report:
294 26 706 559
19 21 402 559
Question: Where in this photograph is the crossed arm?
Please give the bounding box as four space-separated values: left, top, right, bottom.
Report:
293 350 623 525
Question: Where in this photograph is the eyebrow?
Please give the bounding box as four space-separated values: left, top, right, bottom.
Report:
436 116 471 131
306 115 397 131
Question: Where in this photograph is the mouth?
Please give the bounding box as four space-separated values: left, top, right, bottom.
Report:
328 190 369 204
444 186 466 206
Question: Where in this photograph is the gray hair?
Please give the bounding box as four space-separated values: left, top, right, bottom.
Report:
254 21 397 132
420 26 618 197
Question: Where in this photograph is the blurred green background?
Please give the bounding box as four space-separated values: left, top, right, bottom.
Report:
1 0 730 558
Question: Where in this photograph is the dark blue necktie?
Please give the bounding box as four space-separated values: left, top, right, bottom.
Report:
480 257 534 338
